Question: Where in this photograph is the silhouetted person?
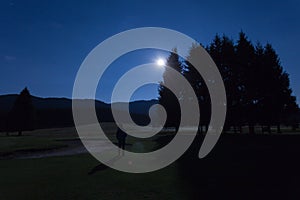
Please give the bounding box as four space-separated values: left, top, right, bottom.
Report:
116 126 127 156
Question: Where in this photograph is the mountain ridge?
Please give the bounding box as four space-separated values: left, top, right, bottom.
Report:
0 94 158 130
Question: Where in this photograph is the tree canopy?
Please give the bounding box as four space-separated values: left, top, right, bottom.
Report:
159 32 298 133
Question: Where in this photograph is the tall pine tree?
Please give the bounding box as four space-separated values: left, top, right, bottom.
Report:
235 32 257 133
158 49 183 131
158 32 298 134
6 87 35 136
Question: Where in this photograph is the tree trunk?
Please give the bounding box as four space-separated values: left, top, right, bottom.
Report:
262 125 271 134
249 125 255 134
199 125 203 134
277 123 281 133
292 123 297 131
233 126 237 134
239 126 243 134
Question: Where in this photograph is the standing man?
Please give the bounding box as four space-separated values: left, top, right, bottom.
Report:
116 124 127 156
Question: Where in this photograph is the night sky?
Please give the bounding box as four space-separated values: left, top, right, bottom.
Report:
1 0 299 104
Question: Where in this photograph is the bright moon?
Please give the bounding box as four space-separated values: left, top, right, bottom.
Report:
156 58 165 67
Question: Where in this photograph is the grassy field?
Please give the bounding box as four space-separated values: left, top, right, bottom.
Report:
176 134 300 199
0 125 188 199
0 154 189 200
0 127 78 157
1 125 300 199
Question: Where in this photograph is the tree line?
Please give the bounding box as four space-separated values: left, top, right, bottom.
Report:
159 32 299 134
1 88 156 136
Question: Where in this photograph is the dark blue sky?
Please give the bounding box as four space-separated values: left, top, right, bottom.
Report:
1 0 299 103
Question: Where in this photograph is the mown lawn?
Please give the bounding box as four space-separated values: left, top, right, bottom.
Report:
1 126 300 199
0 154 189 200
0 126 189 199
0 136 67 156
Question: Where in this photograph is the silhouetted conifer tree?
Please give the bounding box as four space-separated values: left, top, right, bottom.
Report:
183 44 210 133
158 49 183 131
158 32 298 134
6 87 35 136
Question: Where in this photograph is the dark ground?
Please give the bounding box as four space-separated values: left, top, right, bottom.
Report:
1 128 300 199
172 134 300 199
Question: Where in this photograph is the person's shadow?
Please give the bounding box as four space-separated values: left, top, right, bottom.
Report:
88 126 130 175
88 155 122 175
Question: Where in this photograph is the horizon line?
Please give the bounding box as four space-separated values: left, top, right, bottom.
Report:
0 92 159 104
